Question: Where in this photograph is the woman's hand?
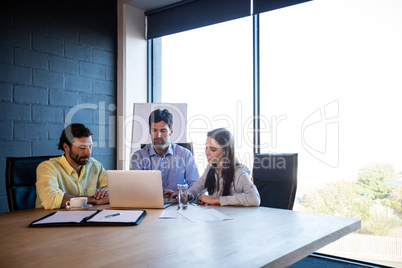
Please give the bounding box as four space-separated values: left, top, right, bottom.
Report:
198 194 220 205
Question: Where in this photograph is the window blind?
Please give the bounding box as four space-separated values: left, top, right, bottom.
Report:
145 0 312 39
145 0 250 39
253 0 311 14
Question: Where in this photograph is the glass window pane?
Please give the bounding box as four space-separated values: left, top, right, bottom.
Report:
161 17 254 172
260 0 402 266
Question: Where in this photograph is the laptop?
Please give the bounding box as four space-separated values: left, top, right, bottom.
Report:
106 170 176 209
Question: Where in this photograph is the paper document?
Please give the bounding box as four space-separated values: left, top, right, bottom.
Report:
159 210 186 219
87 209 144 223
32 211 96 225
178 209 233 223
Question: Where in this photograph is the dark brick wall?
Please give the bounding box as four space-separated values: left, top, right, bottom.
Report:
0 0 117 212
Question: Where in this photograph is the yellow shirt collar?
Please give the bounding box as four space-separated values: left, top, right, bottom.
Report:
60 154 76 175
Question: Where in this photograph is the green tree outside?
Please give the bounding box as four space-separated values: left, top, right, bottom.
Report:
381 185 402 212
357 164 395 200
300 180 372 221
299 163 401 235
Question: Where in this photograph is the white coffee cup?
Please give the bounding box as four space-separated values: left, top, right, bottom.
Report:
66 197 88 208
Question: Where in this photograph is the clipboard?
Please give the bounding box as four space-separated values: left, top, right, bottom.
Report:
29 209 147 227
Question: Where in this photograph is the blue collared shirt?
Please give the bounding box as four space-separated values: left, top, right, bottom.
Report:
130 143 199 191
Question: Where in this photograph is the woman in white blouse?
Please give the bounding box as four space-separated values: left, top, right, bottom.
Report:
189 128 260 207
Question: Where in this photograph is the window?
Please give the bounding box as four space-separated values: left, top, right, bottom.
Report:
260 0 402 266
161 16 254 172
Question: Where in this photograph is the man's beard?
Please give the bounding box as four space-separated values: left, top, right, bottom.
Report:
153 138 169 150
69 151 90 166
153 143 169 150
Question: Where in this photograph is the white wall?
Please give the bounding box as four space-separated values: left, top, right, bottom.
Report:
117 0 148 169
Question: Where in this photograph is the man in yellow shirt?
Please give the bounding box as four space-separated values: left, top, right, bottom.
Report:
36 124 109 209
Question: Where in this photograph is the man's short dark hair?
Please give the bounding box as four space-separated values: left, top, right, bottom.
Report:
149 109 173 129
58 123 93 151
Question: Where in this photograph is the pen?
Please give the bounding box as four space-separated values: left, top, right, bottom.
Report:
102 213 122 219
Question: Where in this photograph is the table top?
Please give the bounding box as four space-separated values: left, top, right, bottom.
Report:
0 204 360 268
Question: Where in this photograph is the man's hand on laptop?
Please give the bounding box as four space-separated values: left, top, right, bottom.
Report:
88 195 109 205
94 188 108 199
163 190 177 201
88 188 109 205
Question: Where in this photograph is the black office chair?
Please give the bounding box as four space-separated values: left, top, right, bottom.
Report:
5 155 58 211
140 142 194 155
253 153 298 210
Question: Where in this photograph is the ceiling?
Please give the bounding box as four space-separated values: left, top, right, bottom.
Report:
125 0 183 11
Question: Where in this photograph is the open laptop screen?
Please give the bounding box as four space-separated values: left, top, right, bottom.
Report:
107 170 174 209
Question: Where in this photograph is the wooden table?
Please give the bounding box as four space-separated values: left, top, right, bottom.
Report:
0 205 360 268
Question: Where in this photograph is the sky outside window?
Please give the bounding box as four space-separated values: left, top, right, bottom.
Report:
161 16 253 172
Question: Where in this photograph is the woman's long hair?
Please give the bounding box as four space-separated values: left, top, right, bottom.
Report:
205 128 238 196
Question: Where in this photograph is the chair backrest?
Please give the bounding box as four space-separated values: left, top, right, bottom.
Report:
140 142 194 155
252 153 298 210
5 155 58 211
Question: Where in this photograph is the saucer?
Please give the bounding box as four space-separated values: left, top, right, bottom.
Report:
66 204 93 210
